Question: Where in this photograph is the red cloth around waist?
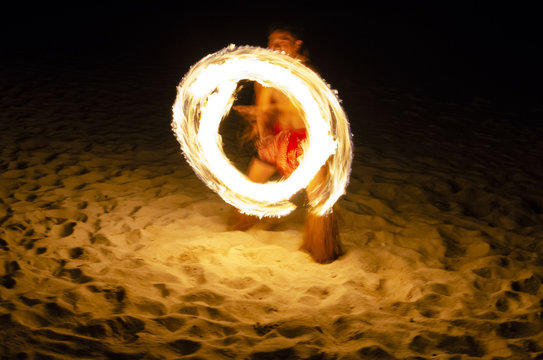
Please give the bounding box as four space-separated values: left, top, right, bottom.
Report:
258 128 307 177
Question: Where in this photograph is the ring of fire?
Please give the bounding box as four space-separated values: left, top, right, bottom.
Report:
172 45 353 217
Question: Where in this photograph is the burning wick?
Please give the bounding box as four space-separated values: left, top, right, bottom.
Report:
172 45 352 217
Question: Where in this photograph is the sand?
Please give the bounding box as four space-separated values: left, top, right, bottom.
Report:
2 30 543 360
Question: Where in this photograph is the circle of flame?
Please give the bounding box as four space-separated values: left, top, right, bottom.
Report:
172 45 352 217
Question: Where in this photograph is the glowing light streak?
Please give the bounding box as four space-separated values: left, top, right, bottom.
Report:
172 45 353 217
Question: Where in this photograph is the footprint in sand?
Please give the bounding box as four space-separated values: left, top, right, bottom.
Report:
182 264 207 285
497 319 542 339
176 303 239 324
89 233 112 246
43 301 75 319
57 221 77 237
409 332 485 357
75 315 145 342
168 339 201 356
0 238 9 251
153 283 171 297
220 276 257 290
511 275 541 295
298 285 332 306
0 202 11 223
181 289 225 306
57 267 93 284
69 246 85 259
275 321 318 339
132 297 168 316
86 284 127 312
182 317 237 340
1 260 20 289
153 315 186 332
414 293 449 319
244 284 272 301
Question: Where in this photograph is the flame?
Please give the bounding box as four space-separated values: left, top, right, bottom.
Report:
172 45 353 217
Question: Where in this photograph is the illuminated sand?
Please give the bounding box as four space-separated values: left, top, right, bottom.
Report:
2 53 543 359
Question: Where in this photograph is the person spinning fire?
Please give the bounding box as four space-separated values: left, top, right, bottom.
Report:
231 24 342 264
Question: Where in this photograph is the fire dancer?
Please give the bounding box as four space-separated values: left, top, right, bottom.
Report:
231 24 342 263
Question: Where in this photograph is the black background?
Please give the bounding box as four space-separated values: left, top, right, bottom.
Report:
3 1 541 117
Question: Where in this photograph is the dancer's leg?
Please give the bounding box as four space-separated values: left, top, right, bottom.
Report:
301 165 342 263
229 158 276 231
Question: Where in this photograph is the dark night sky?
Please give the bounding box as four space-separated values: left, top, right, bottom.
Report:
3 1 541 110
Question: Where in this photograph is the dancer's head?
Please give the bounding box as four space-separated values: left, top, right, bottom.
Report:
267 24 304 58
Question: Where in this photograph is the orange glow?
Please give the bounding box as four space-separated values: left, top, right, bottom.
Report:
172 45 352 217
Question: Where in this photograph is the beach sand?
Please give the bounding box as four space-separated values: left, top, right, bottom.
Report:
2 19 543 360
